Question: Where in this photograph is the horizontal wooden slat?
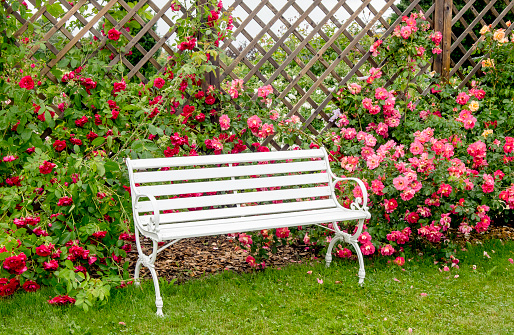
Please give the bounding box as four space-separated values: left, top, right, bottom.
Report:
155 209 368 240
127 149 325 170
136 173 330 197
136 185 332 212
138 199 337 225
133 160 327 184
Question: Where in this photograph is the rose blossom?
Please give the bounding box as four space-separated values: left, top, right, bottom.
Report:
154 77 165 89
3 253 27 275
39 161 56 174
18 75 35 90
219 114 230 130
107 28 122 41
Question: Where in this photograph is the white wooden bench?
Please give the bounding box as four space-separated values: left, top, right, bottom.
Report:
126 148 371 316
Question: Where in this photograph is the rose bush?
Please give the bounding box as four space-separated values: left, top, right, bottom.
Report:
234 14 513 266
0 0 284 308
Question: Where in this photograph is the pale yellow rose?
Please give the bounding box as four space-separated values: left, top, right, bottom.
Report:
482 129 493 138
493 29 505 41
482 58 495 68
507 21 512 27
480 25 490 35
468 100 479 112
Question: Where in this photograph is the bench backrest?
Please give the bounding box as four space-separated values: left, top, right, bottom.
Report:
126 149 340 229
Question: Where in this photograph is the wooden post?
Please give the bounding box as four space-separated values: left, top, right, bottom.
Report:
433 0 453 81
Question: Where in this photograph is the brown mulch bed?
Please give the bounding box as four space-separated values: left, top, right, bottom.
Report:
127 225 514 284
127 235 319 284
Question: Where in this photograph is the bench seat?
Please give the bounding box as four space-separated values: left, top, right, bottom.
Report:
139 208 369 240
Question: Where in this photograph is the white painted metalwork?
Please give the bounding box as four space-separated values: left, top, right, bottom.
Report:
126 148 371 316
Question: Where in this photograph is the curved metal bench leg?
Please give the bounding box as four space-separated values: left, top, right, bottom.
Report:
349 219 366 285
133 228 164 316
148 264 164 316
146 240 164 316
350 240 366 285
325 234 340 268
134 226 143 287
134 259 143 286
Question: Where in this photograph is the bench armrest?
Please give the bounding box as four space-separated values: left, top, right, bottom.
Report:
332 175 370 216
134 193 160 233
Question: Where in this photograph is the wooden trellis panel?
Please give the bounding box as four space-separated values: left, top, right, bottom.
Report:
447 0 514 88
5 0 513 150
219 0 426 149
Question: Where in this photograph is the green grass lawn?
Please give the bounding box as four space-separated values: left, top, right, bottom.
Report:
1 239 513 335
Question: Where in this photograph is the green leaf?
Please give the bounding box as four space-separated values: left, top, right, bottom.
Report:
57 57 70 68
65 260 74 269
21 128 32 142
148 124 157 135
97 163 105 177
45 110 55 128
47 3 64 17
91 136 105 146
104 161 119 172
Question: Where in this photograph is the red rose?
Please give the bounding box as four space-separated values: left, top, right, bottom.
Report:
53 140 66 152
208 10 219 27
112 80 126 96
154 77 165 89
56 196 73 206
121 185 131 196
25 216 40 225
406 212 420 224
43 260 59 270
164 146 179 157
107 28 122 41
112 252 122 263
18 76 35 90
0 278 20 297
194 91 205 99
36 244 53 257
86 131 98 141
205 95 216 105
39 161 56 174
92 231 107 239
75 116 88 127
111 109 119 119
48 294 76 305
107 100 117 109
3 253 27 275
182 105 195 115
11 120 20 131
94 114 102 125
195 113 206 122
22 280 40 292
70 137 83 146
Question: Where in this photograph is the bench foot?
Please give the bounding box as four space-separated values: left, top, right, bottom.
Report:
155 296 164 317
134 227 164 315
351 240 366 286
134 258 142 287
